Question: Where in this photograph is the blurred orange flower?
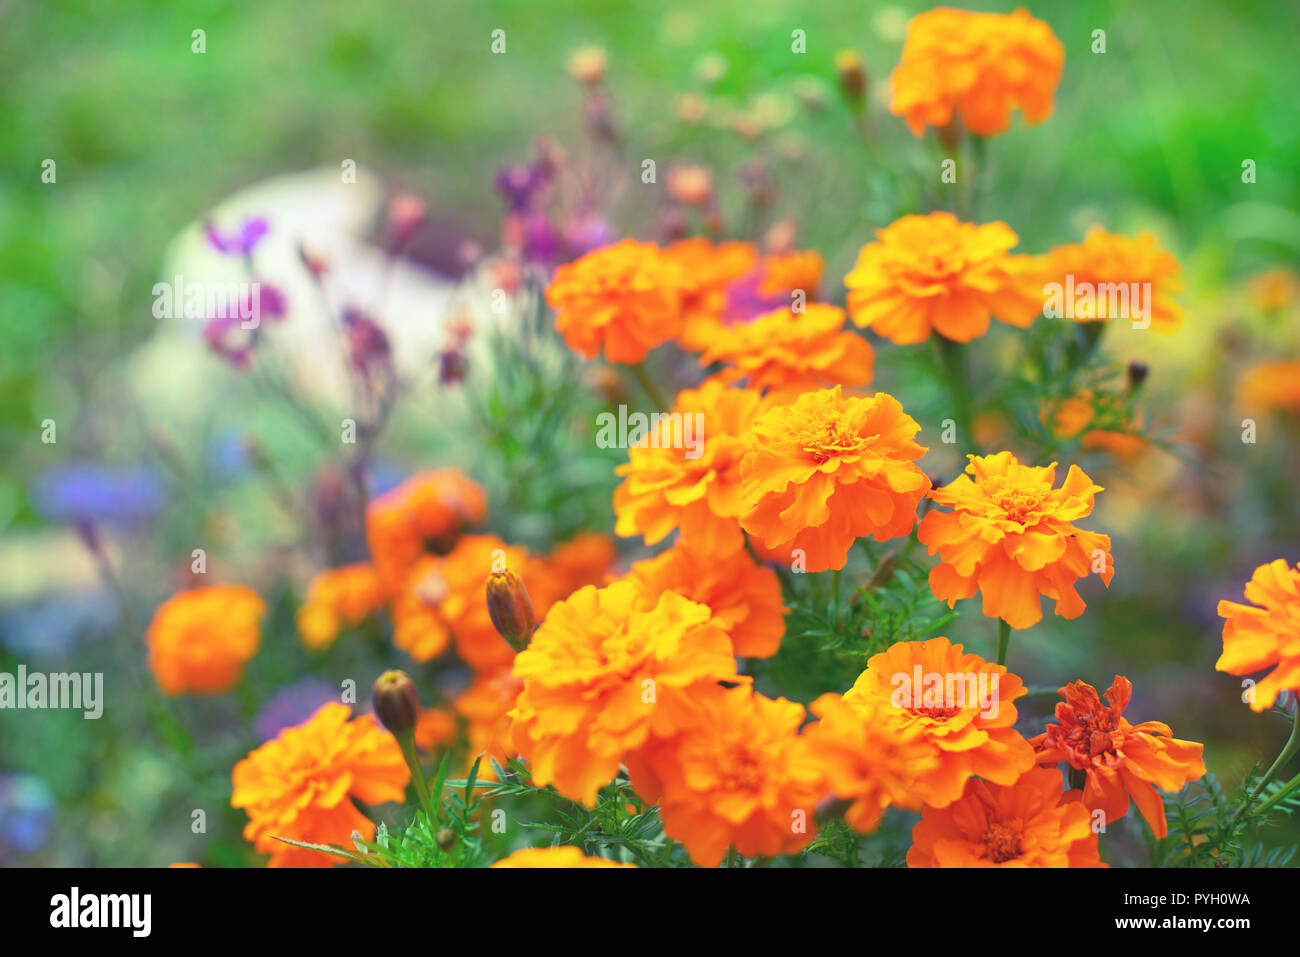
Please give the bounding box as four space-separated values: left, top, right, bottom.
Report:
296 563 384 650
1246 268 1300 312
803 692 936 833
545 239 688 363
627 543 786 658
844 637 1035 807
614 379 773 557
231 703 409 867
413 707 460 753
699 303 875 401
1032 676 1205 838
907 768 1105 868
630 686 822 867
1237 360 1300 415
1044 227 1184 332
1216 559 1300 711
509 582 740 805
666 238 760 352
456 668 525 773
365 468 488 591
490 846 636 868
890 7 1064 138
146 585 264 695
844 212 1042 344
757 249 824 299
739 386 930 572
919 452 1114 630
1048 393 1146 460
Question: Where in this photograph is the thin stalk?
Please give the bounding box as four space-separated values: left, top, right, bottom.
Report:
996 618 1011 667
629 361 669 411
1231 703 1300 827
935 335 978 455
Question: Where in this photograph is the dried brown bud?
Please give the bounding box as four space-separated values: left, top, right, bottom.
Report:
485 569 537 653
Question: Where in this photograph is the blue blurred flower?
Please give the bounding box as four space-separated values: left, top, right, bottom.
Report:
0 774 55 862
29 461 166 527
253 679 338 741
0 587 120 659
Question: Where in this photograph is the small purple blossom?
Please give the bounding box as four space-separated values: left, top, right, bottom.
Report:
205 216 269 256
493 164 551 213
253 679 339 742
30 462 166 527
0 775 55 863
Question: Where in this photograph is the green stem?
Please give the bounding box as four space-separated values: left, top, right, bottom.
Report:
1232 703 1300 826
398 730 437 824
629 361 669 411
935 335 977 455
996 618 1011 667
830 568 843 632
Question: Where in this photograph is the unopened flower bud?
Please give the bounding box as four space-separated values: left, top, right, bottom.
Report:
435 828 457 851
372 670 421 738
1127 360 1149 390
835 50 867 103
567 46 607 85
485 569 536 653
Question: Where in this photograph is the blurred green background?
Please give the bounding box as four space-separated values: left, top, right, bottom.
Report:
2 0 1299 865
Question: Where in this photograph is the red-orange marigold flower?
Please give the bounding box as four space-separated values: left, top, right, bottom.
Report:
627 543 787 658
629 685 823 867
146 585 264 696
490 846 637 868
614 379 773 557
919 452 1114 630
890 8 1064 138
739 386 930 573
666 238 760 353
297 563 385 650
803 692 937 833
1044 227 1185 332
509 581 740 805
699 303 874 401
1237 361 1300 416
907 768 1105 868
844 212 1042 344
230 703 409 867
365 468 488 591
1216 559 1300 711
545 239 688 363
1031 676 1206 839
844 637 1035 807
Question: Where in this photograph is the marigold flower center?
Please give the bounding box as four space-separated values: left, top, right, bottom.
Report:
799 416 872 462
991 484 1046 524
982 819 1025 863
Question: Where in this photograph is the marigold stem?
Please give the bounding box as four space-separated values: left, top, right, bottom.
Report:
629 361 669 411
996 618 1012 667
398 730 437 825
935 335 978 455
1233 702 1300 826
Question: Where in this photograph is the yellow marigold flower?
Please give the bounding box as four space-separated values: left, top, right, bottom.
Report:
1032 676 1205 838
230 703 409 868
699 303 875 401
146 585 264 696
491 846 637 868
907 768 1106 868
296 563 384 650
844 637 1035 807
627 543 787 658
803 692 937 833
889 7 1064 138
918 452 1114 630
1247 268 1300 312
1044 227 1185 332
545 239 688 363
844 212 1042 344
614 379 773 557
365 468 488 591
1237 359 1300 415
509 582 740 806
739 386 930 573
629 685 823 867
1217 559 1300 711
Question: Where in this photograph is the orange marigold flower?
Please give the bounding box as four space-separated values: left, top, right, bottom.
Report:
907 768 1106 868
530 532 618 605
844 212 1042 344
509 581 740 805
1044 227 1185 332
627 543 787 658
699 303 875 401
365 468 488 591
1031 676 1206 839
844 637 1035 807
1237 360 1300 415
918 451 1114 630
614 379 773 557
146 585 264 696
414 707 460 753
1247 268 1300 313
739 386 930 573
490 846 637 868
889 8 1064 138
1048 393 1146 461
757 249 824 299
629 685 823 867
667 238 761 353
457 668 525 774
230 703 409 867
1216 559 1300 711
296 563 384 650
545 239 688 363
803 692 937 833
